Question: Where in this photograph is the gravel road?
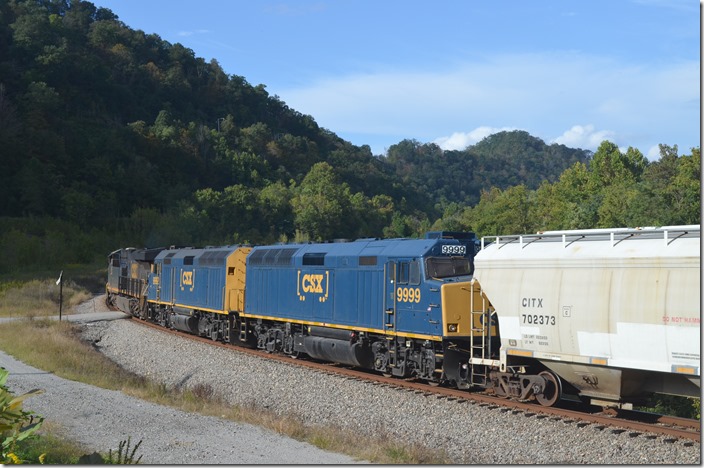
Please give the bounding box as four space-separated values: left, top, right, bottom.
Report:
1 351 363 464
2 296 700 464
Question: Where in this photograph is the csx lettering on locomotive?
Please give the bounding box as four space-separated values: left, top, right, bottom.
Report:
180 270 195 291
302 273 324 293
297 271 329 302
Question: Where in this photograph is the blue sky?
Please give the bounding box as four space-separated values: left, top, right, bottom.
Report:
91 0 700 159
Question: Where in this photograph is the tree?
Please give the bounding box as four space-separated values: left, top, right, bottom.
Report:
258 181 294 241
588 141 647 191
291 162 352 241
498 185 533 233
550 161 596 229
633 145 700 226
666 147 700 224
596 179 642 228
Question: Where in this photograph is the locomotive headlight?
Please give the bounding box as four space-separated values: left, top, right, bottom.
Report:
447 323 458 333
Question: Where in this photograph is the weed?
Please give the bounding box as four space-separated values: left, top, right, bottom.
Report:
0 368 45 464
106 437 143 464
190 383 214 400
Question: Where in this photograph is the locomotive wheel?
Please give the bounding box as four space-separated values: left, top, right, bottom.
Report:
535 371 561 407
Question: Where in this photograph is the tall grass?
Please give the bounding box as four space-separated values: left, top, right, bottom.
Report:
0 279 91 318
0 320 145 390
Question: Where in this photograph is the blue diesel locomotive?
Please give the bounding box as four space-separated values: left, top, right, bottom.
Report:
107 232 499 389
242 231 493 386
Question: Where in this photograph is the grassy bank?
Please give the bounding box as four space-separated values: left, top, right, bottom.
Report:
0 263 105 318
0 278 451 464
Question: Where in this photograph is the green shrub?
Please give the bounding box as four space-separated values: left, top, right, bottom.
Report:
0 368 45 464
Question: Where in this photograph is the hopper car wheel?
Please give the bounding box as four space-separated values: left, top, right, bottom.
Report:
536 371 561 407
493 379 509 398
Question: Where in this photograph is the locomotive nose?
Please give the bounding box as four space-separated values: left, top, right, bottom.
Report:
440 280 494 338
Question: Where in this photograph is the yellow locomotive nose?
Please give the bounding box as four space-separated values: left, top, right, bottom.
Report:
441 280 497 338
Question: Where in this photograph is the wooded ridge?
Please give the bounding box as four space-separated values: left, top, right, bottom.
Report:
0 0 699 273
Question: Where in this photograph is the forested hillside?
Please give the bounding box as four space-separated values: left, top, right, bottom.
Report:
0 0 699 274
384 131 590 211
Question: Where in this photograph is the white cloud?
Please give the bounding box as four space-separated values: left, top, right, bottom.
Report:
646 145 662 160
551 124 616 150
275 53 699 156
178 29 210 37
434 126 518 151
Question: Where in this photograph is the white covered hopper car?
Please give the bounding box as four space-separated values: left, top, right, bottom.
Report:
471 225 700 407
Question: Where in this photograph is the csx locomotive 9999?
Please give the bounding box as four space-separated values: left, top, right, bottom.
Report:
107 225 701 408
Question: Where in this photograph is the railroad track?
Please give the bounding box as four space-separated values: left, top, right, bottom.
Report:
122 315 701 443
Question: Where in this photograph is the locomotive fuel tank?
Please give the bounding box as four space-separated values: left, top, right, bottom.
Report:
298 327 374 368
473 225 700 405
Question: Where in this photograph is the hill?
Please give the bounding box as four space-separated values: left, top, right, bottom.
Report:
383 131 591 211
0 0 698 274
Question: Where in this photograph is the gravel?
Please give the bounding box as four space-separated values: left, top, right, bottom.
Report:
4 296 701 464
2 350 362 464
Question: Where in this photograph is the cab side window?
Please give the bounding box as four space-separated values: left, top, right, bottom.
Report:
398 260 420 285
409 260 420 285
398 262 409 284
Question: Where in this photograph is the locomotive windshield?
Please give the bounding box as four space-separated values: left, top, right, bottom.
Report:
425 256 471 279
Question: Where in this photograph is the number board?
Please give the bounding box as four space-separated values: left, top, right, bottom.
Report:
441 244 466 255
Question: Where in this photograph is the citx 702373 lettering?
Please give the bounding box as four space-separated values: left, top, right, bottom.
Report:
107 226 700 408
